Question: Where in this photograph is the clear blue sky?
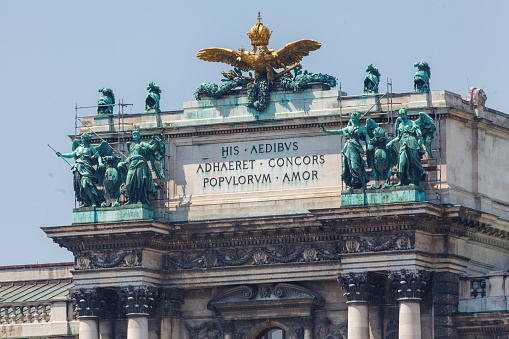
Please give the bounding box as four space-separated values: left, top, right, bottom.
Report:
0 0 507 265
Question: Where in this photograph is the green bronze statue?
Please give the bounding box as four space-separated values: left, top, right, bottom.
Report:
365 119 398 189
387 108 436 186
319 111 371 190
145 82 161 113
55 133 111 207
413 62 431 92
363 64 380 94
119 130 165 205
98 88 115 114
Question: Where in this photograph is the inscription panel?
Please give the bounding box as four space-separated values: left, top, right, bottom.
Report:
172 135 343 199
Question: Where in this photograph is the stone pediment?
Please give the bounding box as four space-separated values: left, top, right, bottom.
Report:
207 283 324 318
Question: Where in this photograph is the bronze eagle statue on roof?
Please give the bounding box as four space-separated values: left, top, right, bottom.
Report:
197 13 321 85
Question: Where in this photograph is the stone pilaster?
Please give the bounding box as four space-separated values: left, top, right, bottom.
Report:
433 272 459 339
157 289 185 339
389 270 431 339
338 273 373 339
299 316 314 339
118 286 159 339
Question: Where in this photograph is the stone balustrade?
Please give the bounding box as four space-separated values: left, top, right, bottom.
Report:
0 303 51 324
459 272 509 312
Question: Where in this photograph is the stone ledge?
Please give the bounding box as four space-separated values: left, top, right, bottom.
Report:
72 203 154 224
341 185 425 206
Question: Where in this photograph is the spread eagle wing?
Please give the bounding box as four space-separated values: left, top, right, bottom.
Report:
197 48 253 72
271 40 321 69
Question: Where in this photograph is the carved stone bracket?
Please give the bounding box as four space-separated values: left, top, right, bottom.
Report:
72 288 116 318
163 232 413 270
338 272 374 302
156 288 185 318
389 269 431 300
75 249 142 270
117 286 158 315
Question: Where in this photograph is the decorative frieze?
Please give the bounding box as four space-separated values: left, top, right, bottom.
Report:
75 249 142 270
389 269 431 300
117 286 158 315
163 232 413 270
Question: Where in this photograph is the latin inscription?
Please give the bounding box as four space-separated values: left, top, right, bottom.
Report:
196 141 326 189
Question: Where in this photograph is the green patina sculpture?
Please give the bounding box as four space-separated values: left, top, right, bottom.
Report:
145 82 162 113
196 65 336 114
119 130 165 205
365 119 398 188
387 108 436 186
100 155 125 207
319 111 371 190
363 64 380 94
98 88 115 114
413 62 431 92
56 133 111 207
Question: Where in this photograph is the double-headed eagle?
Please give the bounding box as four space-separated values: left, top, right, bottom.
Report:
197 13 321 85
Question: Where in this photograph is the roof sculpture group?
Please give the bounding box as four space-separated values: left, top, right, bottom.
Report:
320 108 436 190
195 13 336 114
54 130 165 208
51 14 438 208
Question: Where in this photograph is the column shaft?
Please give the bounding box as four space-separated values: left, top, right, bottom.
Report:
127 314 149 339
347 302 369 339
79 316 99 339
303 327 312 339
399 299 421 339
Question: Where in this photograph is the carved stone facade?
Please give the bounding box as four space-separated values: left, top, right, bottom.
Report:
36 87 509 339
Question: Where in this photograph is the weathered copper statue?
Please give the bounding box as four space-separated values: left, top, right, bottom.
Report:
387 108 436 186
56 133 110 207
97 88 115 114
413 62 431 92
363 64 380 94
319 111 371 190
145 82 161 113
119 130 165 205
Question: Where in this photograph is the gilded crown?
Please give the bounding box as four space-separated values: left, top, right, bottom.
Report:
247 13 272 47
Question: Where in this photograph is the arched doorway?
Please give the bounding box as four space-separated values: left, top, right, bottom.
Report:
255 326 293 339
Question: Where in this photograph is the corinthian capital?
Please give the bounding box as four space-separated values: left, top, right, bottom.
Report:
117 286 159 315
337 272 373 302
389 269 431 300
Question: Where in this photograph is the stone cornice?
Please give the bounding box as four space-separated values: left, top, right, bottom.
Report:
43 203 509 254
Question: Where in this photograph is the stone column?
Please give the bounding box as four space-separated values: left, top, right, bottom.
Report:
222 320 234 339
390 270 430 339
338 273 373 339
118 286 159 339
72 289 104 339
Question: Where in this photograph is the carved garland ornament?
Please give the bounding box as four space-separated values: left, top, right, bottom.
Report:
164 232 413 270
75 249 142 270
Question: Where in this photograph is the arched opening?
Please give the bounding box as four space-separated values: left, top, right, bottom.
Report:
255 326 293 339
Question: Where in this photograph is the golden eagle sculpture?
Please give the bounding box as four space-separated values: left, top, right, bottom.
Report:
197 13 321 85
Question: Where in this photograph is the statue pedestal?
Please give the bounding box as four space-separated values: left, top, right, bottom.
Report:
72 204 154 224
92 115 114 133
341 185 425 207
140 112 162 129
